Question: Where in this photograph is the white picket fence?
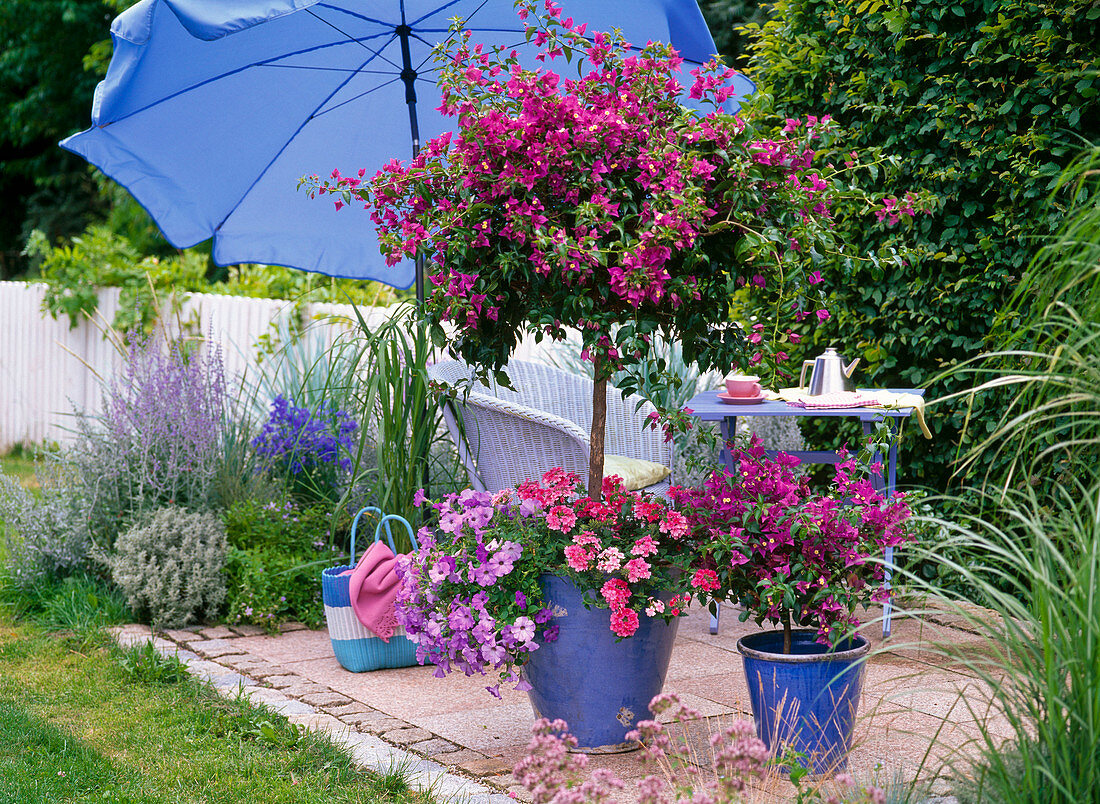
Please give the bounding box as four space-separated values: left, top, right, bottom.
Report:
0 281 559 451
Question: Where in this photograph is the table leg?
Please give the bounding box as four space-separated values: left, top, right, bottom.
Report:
862 418 900 638
709 415 738 635
718 415 737 470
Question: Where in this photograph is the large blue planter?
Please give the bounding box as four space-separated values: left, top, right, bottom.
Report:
523 574 680 753
737 630 869 775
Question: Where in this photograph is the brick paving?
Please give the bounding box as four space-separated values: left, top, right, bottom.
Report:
111 601 990 803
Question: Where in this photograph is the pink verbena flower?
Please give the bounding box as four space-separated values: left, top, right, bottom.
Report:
624 557 652 583
596 546 625 572
610 607 640 637
545 504 577 532
601 578 630 610
691 568 720 592
563 544 591 572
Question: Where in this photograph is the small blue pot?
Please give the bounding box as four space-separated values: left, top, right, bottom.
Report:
737 629 869 775
523 574 680 753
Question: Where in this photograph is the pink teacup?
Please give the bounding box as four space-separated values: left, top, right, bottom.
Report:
725 374 761 398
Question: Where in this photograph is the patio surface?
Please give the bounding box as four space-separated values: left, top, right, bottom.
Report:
119 601 998 803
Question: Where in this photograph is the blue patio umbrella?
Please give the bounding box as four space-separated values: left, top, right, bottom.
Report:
61 0 754 297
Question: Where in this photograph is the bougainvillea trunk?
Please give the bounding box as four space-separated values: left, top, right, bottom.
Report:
589 356 607 502
783 612 792 654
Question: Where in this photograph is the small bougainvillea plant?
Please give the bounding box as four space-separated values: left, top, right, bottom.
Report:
394 469 709 696
305 0 926 498
670 436 913 653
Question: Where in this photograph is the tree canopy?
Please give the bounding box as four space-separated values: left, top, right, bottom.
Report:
0 0 116 277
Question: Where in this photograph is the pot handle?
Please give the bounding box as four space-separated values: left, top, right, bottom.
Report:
799 359 814 389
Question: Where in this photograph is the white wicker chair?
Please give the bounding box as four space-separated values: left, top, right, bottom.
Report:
428 360 673 497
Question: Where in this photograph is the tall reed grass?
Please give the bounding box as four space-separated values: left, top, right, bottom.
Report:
343 302 462 544
239 303 463 545
907 146 1100 802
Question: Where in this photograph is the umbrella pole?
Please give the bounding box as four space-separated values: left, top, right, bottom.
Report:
396 21 431 501
396 21 425 306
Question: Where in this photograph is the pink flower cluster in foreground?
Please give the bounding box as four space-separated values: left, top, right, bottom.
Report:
514 693 887 804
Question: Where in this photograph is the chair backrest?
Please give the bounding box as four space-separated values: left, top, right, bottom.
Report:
429 360 593 425
427 360 596 489
486 361 593 430
427 358 671 493
426 360 486 491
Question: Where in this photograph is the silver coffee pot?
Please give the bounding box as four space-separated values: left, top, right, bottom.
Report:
799 347 861 395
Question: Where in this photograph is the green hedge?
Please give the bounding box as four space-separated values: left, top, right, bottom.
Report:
743 0 1099 490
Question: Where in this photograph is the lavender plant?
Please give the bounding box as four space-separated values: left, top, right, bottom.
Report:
68 335 227 551
252 395 358 503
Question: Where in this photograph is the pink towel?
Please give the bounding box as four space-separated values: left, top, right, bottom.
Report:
347 540 403 642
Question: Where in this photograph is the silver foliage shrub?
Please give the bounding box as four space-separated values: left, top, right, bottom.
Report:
107 506 227 629
0 470 90 588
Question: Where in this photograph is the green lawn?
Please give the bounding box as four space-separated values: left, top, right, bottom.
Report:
0 447 41 490
0 621 426 804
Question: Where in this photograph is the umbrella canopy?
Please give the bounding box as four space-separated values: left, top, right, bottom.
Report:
61 0 754 291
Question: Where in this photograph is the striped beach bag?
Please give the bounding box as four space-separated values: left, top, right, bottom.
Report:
321 507 420 672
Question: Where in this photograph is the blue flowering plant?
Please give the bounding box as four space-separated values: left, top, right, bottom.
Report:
252 395 358 502
394 469 704 697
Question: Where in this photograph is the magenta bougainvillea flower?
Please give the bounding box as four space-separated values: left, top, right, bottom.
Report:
671 436 913 650
305 0 926 496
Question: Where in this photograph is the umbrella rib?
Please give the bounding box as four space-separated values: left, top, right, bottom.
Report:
306 8 405 73
263 64 403 76
214 51 383 235
97 36 396 124
313 2 403 28
414 26 523 33
408 33 714 74
411 33 527 73
309 75 404 119
409 0 485 28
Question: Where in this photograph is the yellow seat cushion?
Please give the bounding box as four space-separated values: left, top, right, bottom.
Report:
603 454 671 491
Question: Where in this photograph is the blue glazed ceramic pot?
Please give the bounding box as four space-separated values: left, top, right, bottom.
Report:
737 630 869 775
523 574 680 753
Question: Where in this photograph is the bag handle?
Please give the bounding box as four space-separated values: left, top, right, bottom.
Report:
348 506 418 564
374 514 418 554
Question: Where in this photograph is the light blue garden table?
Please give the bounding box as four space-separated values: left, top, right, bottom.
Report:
684 387 925 638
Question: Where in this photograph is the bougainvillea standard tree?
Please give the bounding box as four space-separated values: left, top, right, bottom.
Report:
307 0 907 499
